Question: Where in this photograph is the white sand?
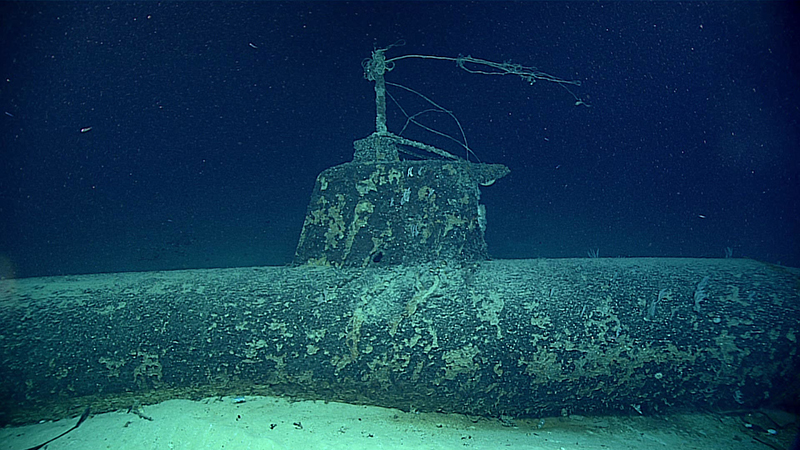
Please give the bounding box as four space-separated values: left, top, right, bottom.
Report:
1 396 793 450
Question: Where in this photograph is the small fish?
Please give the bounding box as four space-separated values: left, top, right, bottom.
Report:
248 43 258 49
4 111 13 117
80 127 92 133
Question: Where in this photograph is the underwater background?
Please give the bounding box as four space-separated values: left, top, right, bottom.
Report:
0 2 798 278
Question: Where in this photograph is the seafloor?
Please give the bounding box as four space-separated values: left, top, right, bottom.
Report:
1 395 797 450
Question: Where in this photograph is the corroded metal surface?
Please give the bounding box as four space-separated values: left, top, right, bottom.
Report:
0 258 798 424
294 159 508 267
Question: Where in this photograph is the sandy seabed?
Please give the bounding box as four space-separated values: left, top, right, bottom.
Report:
1 396 796 450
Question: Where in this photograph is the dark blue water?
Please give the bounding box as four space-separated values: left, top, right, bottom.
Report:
1 2 798 278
